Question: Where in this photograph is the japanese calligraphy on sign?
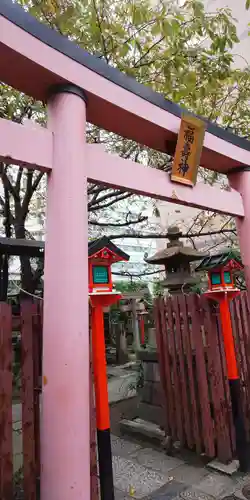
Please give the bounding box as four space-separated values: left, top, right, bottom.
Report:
171 115 206 186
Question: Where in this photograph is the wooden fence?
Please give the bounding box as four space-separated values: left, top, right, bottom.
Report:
0 301 98 500
154 292 250 463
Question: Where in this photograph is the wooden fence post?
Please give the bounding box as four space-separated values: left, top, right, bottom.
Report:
0 302 13 500
203 299 233 463
32 302 42 485
20 301 37 500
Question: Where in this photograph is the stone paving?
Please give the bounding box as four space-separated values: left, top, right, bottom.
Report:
111 435 250 500
11 365 250 500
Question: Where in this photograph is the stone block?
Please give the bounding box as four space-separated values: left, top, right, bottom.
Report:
115 488 131 499
111 435 141 458
153 363 161 382
207 459 239 476
120 418 165 444
148 327 157 348
195 473 235 498
137 402 164 427
151 382 163 406
231 475 250 500
140 382 153 404
150 480 188 500
112 455 167 498
137 350 158 363
132 447 184 475
233 488 248 500
144 361 155 382
170 464 208 486
180 487 215 500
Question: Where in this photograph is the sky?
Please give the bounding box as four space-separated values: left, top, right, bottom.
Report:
203 0 250 67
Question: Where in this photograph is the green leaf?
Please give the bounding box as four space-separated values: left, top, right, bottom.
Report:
118 44 130 57
162 20 173 37
4 0 250 255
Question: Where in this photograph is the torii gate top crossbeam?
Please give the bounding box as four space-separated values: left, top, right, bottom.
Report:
0 0 250 174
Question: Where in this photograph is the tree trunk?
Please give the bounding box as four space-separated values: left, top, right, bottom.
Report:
14 220 34 295
0 185 11 300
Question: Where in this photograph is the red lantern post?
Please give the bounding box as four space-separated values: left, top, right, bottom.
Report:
197 251 249 471
88 237 129 500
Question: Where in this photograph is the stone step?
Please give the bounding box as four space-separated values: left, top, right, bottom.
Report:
120 417 165 445
206 459 239 476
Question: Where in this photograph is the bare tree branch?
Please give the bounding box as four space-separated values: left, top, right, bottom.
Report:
15 167 23 194
88 189 130 210
21 170 34 218
106 228 236 240
89 215 148 227
92 0 110 63
89 192 131 212
113 269 162 278
0 163 20 202
32 171 44 193
20 171 44 219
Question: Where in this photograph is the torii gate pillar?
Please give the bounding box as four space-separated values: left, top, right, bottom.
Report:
41 84 90 500
229 169 250 296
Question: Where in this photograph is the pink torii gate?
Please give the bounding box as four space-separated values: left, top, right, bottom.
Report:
1 1 250 498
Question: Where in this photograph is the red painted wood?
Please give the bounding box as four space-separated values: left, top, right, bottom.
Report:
239 293 250 384
166 297 184 445
172 296 192 449
32 302 42 482
187 295 215 457
157 298 176 438
178 295 201 453
20 301 37 500
241 293 250 437
154 299 168 432
217 310 235 454
203 299 232 463
89 309 100 500
153 292 250 461
232 295 250 438
90 357 99 500
0 302 13 500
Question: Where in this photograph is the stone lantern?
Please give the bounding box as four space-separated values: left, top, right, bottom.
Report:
146 225 207 294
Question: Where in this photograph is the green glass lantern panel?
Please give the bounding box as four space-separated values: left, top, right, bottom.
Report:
92 265 109 284
224 271 231 284
211 272 221 285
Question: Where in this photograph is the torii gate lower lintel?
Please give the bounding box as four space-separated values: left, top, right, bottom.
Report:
1 2 250 499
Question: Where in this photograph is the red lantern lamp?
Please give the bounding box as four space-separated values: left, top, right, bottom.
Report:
196 250 249 472
88 237 130 498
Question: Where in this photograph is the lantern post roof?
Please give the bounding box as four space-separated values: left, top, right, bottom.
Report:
88 236 130 261
195 249 243 272
0 236 45 258
0 235 130 262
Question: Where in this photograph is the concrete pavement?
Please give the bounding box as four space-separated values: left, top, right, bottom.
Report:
12 364 250 499
111 435 250 500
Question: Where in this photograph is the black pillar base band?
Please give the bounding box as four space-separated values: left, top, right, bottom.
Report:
47 83 87 102
97 428 114 500
229 379 250 472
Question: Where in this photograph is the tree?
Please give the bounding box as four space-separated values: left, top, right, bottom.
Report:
1 0 250 293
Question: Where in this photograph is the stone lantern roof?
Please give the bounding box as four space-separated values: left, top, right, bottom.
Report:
146 226 208 294
145 226 208 266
